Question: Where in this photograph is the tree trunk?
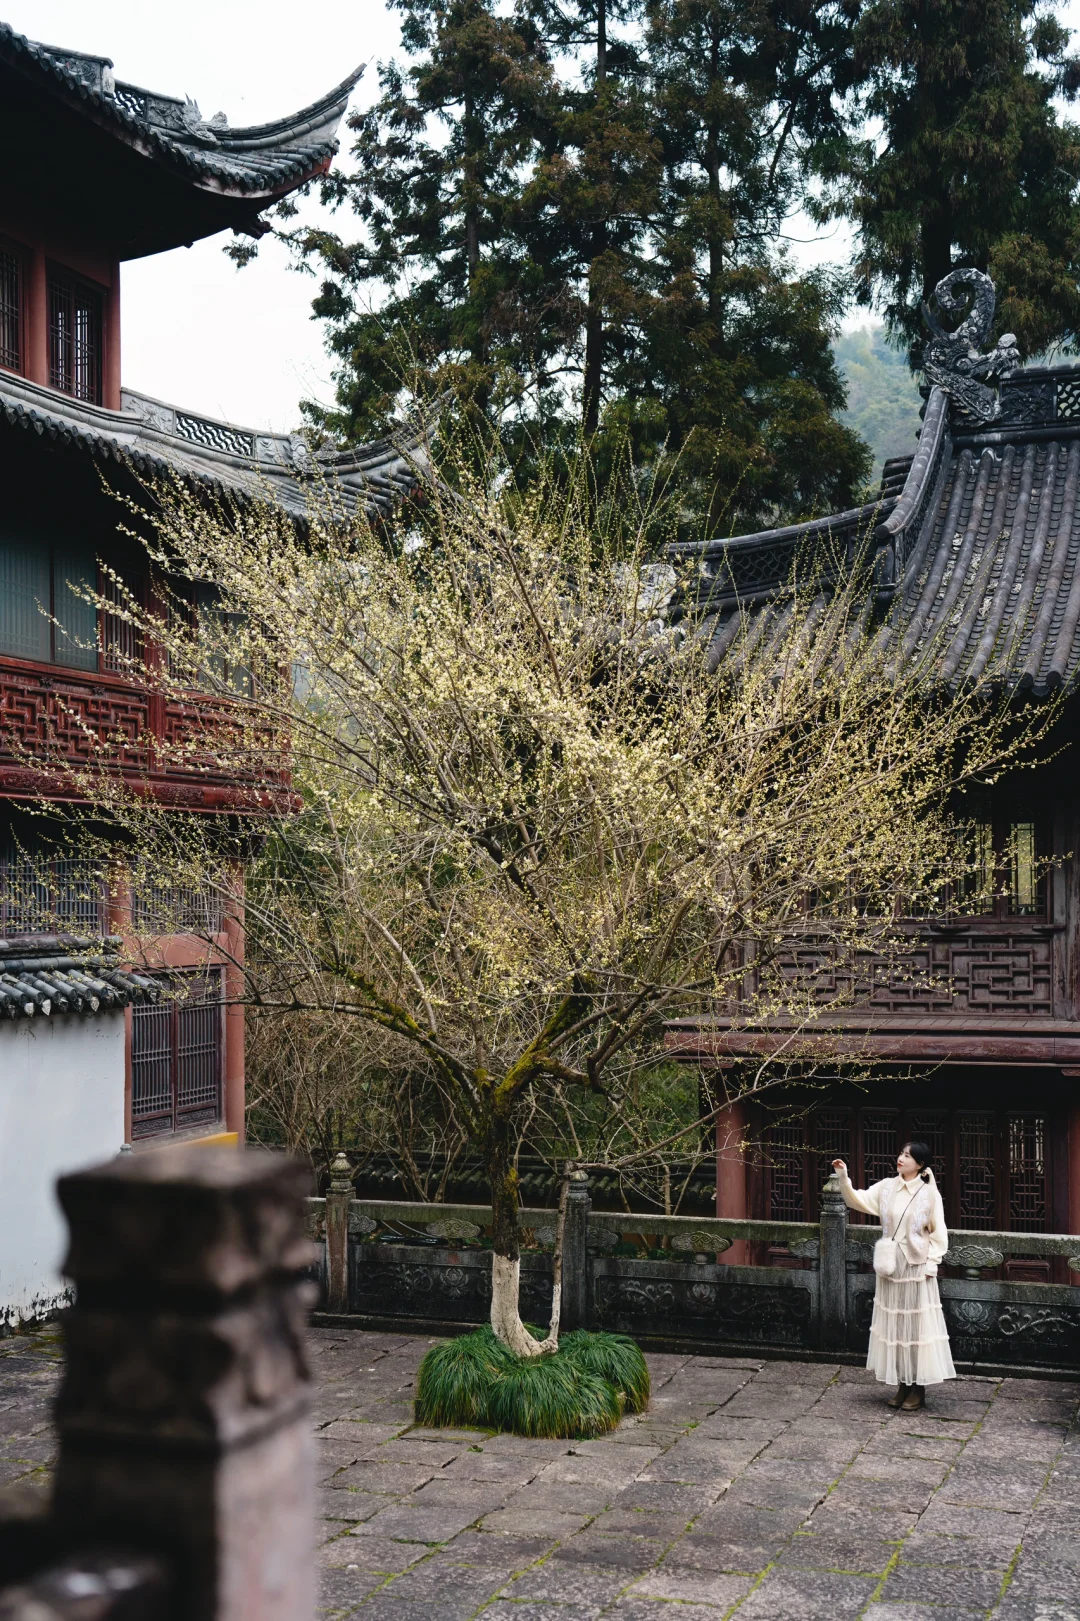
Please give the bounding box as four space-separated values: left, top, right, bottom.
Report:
582 249 604 440
581 0 608 441
489 1130 545 1357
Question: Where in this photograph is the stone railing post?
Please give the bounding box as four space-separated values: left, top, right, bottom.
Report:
561 1171 592 1331
325 1151 353 1314
819 1173 848 1353
52 1144 317 1621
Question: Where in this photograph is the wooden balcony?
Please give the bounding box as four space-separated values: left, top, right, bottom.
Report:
666 920 1079 1068
0 653 288 812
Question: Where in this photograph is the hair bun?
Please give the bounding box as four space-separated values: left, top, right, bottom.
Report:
921 1171 931 1183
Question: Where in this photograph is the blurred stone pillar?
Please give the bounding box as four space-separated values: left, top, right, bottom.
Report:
52 1144 317 1621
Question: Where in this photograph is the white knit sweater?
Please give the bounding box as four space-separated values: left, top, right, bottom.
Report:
836 1169 949 1271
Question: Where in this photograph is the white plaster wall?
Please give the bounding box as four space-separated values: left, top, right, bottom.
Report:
0 1014 126 1325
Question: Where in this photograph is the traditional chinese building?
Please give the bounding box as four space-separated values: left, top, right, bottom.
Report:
667 271 1080 1263
0 24 418 1321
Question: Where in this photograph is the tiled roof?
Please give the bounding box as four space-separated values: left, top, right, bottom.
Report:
0 936 159 1020
0 23 363 202
0 371 426 522
673 367 1080 696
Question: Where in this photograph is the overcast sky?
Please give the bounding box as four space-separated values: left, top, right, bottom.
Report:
9 1 1080 434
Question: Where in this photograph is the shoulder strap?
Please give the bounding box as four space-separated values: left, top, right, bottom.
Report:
892 1181 922 1244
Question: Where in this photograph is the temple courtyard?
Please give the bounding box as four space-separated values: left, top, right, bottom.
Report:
2 1326 1078 1620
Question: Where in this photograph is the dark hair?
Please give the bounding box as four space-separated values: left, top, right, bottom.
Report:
903 1141 933 1182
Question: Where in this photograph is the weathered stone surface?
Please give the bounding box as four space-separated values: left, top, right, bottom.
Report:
3 1327 1080 1620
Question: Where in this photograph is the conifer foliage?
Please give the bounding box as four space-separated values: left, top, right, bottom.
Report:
278 0 870 531
255 0 1080 524
819 0 1080 356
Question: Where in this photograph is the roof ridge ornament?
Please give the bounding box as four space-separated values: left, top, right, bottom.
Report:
181 96 228 143
921 268 1019 423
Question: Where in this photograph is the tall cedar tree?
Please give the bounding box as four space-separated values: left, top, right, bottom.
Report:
291 0 557 439
819 0 1080 356
269 0 870 527
618 0 870 528
520 0 661 438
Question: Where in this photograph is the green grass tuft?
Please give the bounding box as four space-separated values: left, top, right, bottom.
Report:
413 1326 647 1438
487 1350 623 1439
414 1325 512 1428
558 1329 651 1414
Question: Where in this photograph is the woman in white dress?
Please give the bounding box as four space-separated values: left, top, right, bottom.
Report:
830 1141 955 1410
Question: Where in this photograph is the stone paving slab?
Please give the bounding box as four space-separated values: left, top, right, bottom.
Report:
1 1325 1078 1620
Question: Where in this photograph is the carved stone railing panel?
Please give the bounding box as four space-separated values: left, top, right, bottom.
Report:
592 1258 816 1349
311 1192 1080 1370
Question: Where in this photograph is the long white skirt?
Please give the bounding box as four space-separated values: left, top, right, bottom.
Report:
867 1251 956 1387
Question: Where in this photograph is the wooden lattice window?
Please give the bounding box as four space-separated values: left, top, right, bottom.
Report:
962 816 1047 917
48 267 102 403
759 1101 1055 1233
131 970 225 1139
0 852 106 934
0 245 22 373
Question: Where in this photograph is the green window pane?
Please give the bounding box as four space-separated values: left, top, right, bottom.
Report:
1008 822 1039 915
53 544 99 670
0 533 49 661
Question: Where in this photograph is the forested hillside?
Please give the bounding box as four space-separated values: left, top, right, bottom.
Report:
833 326 923 483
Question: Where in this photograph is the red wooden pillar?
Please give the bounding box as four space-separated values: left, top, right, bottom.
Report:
716 1094 749 1265
26 242 48 386
104 258 121 409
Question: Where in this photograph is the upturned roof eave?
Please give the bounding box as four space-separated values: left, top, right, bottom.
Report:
0 370 425 522
0 22 361 205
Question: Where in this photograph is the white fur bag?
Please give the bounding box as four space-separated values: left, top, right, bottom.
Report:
873 1237 899 1278
874 1183 921 1280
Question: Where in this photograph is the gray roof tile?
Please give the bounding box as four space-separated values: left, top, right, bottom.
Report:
0 935 159 1019
0 22 363 200
674 369 1080 696
0 371 426 521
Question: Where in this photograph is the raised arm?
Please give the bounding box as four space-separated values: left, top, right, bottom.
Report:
830 1159 884 1218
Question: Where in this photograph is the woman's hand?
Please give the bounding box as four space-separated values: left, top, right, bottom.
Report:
831 1159 848 1177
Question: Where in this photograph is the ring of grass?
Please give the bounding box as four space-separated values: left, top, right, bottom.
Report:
414 1326 650 1439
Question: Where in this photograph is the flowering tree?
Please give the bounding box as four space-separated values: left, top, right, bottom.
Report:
62 452 1044 1356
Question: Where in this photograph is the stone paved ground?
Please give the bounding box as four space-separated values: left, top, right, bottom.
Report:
2 1327 1079 1620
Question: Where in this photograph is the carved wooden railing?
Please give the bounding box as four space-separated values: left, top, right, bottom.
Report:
0 654 291 812
762 920 1059 1019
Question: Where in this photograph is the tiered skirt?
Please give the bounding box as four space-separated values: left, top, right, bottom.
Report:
867 1252 956 1387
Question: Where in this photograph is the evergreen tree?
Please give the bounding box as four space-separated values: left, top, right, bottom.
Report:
285 0 557 439
606 0 870 528
820 0 1080 356
262 0 871 528
520 0 662 437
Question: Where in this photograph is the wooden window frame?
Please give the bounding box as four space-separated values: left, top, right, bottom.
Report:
130 968 225 1139
46 263 104 405
756 1099 1064 1236
0 236 25 377
0 534 144 674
